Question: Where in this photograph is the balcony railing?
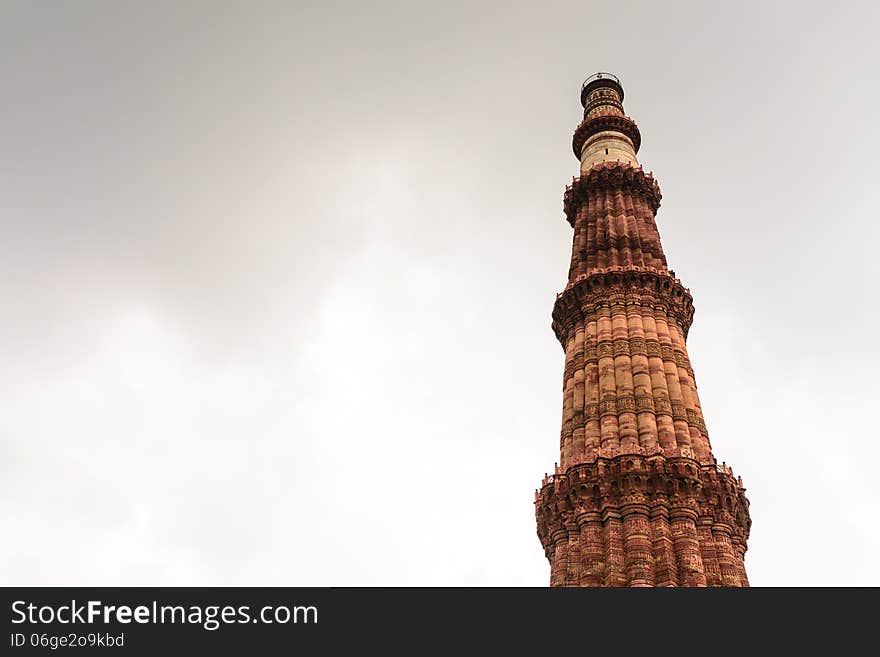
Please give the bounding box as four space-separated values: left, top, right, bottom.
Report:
580 72 624 104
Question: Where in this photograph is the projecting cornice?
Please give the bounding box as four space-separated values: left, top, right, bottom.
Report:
551 267 695 344
572 114 642 159
563 162 662 228
534 453 751 557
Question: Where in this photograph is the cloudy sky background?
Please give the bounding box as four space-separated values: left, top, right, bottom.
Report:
2 1 879 585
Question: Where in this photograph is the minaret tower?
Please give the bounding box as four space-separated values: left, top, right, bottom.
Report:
535 73 751 587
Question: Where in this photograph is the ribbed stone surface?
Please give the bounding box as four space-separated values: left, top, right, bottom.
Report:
536 77 751 587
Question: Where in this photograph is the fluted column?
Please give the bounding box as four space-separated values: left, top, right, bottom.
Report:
613 307 639 453
602 509 627 586
549 529 568 587
734 542 750 587
584 318 601 460
597 308 621 453
649 502 677 586
628 309 660 453
712 522 743 587
670 506 707 587
643 314 676 452
622 502 654 586
577 512 605 587
697 516 723 586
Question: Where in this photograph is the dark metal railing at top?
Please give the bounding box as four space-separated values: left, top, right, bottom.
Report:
581 72 624 102
582 72 621 88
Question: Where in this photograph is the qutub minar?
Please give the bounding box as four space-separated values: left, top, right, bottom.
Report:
535 73 751 587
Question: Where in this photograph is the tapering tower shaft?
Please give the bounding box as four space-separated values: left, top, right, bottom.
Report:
535 74 751 587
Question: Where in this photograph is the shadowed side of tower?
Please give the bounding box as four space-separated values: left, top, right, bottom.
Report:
535 73 751 587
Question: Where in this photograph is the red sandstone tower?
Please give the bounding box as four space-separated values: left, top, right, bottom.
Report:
535 73 751 587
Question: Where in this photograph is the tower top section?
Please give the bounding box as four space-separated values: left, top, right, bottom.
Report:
574 72 639 171
580 72 624 107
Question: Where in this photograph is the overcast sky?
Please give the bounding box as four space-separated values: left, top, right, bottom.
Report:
2 1 879 586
